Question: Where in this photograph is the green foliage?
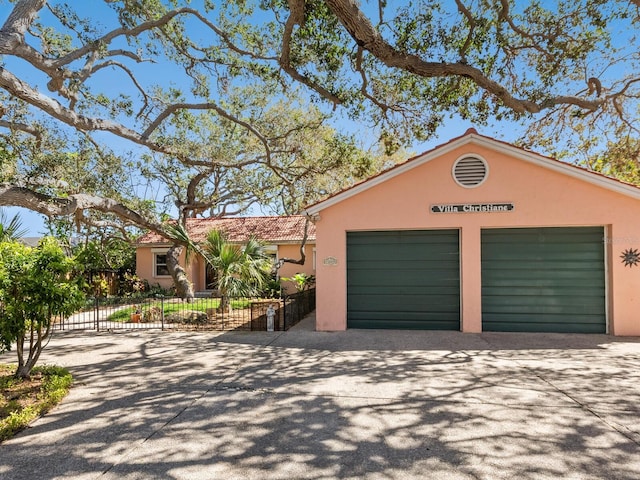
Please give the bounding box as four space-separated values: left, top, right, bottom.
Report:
260 276 283 299
202 230 271 307
0 364 72 442
281 273 315 292
72 239 141 296
119 273 149 296
0 239 85 378
90 276 110 298
0 209 28 242
74 238 136 273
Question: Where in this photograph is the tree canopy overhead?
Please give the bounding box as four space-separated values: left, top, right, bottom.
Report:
1 0 639 236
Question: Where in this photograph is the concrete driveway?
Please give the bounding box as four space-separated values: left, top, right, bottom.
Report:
1 314 639 480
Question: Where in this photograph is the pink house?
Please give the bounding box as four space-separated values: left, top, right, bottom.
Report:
305 130 640 335
136 216 315 295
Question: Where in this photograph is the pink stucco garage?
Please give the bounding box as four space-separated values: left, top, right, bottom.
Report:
305 129 640 335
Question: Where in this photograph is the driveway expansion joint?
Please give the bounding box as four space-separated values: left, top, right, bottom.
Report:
98 384 216 477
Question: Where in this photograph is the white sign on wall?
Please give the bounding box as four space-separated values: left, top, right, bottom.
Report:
431 203 514 213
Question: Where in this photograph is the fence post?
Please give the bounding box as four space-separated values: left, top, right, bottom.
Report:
283 294 288 330
221 299 225 330
280 299 284 331
95 296 99 332
160 295 165 330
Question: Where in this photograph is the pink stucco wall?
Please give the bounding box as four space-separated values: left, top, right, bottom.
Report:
135 247 190 292
311 136 640 335
278 244 316 294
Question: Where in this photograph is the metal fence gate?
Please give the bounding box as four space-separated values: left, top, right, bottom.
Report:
54 289 316 332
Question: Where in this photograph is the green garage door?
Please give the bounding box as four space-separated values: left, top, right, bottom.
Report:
481 227 606 333
347 230 460 330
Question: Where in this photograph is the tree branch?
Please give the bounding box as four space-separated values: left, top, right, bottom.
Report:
0 0 47 49
325 0 603 114
142 102 272 161
276 216 309 267
280 0 342 107
0 119 42 140
0 66 180 153
0 183 175 240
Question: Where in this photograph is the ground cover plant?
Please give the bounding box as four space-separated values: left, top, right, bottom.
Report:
0 364 72 442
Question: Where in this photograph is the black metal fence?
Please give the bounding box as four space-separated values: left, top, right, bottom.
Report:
54 289 316 332
283 288 316 330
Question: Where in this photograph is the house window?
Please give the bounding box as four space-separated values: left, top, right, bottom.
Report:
154 253 170 277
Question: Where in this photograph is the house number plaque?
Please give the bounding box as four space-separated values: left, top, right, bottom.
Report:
323 256 338 266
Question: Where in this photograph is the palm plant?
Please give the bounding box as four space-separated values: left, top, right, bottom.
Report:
202 229 271 311
0 209 28 242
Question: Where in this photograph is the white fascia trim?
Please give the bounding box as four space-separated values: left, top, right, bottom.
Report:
475 136 640 200
304 133 640 214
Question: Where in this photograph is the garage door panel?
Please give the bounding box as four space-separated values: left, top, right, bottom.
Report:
349 311 460 320
348 230 458 242
349 294 461 311
348 247 459 262
487 311 605 321
482 300 605 315
349 285 460 296
483 268 604 282
347 230 460 330
481 249 603 261
482 263 604 274
482 275 605 288
350 259 460 269
486 321 606 334
482 227 605 333
483 229 604 242
483 286 605 297
348 271 460 288
348 313 460 330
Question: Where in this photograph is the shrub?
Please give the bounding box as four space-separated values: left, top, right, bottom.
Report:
0 364 73 442
165 310 208 324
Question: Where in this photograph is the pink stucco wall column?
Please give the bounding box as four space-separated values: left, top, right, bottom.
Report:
608 223 640 335
460 225 482 333
314 219 347 331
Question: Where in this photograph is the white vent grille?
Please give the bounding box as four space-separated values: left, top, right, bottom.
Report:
453 156 488 187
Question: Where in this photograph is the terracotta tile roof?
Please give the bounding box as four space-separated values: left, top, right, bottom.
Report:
138 215 315 245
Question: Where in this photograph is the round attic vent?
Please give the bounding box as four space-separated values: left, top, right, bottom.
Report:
452 156 488 187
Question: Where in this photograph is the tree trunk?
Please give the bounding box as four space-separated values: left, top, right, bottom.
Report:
14 331 40 379
15 362 32 379
217 294 231 313
166 244 194 301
